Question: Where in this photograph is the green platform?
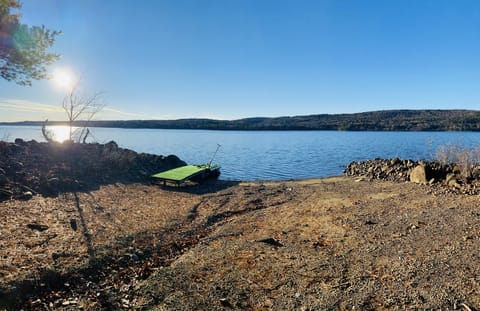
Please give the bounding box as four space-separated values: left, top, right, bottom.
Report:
152 164 220 185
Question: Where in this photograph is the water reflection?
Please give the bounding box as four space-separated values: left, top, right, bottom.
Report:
45 125 72 143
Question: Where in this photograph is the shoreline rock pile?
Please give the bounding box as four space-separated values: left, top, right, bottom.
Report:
345 157 480 194
0 139 186 200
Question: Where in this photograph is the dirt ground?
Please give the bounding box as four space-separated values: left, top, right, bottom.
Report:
2 177 480 310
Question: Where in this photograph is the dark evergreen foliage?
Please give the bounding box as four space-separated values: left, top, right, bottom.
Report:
3 110 480 131
0 0 60 86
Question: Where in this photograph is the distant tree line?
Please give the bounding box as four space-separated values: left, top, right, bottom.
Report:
4 110 480 131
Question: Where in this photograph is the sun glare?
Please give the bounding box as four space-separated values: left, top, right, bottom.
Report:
52 68 75 91
48 126 71 142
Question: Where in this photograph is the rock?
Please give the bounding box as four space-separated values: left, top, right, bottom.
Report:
52 252 70 260
70 218 78 231
27 223 49 231
220 298 233 308
390 157 400 165
47 177 61 190
21 191 33 200
0 188 13 197
0 140 181 201
264 299 273 307
11 160 24 169
105 140 119 151
345 158 416 183
257 237 283 247
0 174 7 185
409 165 427 184
14 138 25 144
446 173 456 184
345 158 480 194
446 174 461 188
62 299 77 306
453 165 461 174
135 249 145 258
30 299 41 306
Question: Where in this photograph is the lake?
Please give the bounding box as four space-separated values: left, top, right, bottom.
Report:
1 125 480 181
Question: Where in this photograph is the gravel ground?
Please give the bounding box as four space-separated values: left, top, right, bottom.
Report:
2 177 480 310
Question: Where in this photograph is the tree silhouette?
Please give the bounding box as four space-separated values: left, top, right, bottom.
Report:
0 0 60 86
62 82 105 142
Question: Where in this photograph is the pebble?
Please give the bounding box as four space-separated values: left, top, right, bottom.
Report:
22 191 33 200
62 299 77 306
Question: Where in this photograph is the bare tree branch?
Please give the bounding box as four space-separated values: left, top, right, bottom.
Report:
61 81 106 142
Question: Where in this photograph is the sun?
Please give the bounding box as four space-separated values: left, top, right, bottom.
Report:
52 68 76 91
49 125 71 142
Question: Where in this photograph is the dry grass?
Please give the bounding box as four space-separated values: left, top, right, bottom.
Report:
435 143 480 178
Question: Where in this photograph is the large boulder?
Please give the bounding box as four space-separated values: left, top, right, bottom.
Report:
409 165 427 184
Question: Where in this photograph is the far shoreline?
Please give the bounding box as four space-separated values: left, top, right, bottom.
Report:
2 109 480 131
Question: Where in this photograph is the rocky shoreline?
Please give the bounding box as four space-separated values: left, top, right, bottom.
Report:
0 139 186 201
2 138 480 200
345 157 480 194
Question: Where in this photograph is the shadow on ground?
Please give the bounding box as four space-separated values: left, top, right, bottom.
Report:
155 179 241 195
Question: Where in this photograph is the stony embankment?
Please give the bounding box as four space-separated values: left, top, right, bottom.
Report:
345 157 480 194
0 139 186 201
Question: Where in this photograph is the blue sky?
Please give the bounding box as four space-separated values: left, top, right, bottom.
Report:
1 0 480 121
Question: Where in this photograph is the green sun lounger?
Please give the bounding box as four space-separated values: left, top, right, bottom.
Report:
151 164 221 185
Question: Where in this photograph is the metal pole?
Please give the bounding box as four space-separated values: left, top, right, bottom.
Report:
208 144 221 167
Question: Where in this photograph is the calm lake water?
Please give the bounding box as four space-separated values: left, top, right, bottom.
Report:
2 125 480 180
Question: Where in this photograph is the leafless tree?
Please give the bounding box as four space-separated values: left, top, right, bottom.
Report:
62 82 105 142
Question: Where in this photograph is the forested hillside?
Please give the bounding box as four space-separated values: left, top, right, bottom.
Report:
3 110 480 131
